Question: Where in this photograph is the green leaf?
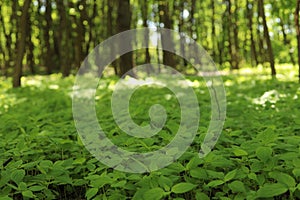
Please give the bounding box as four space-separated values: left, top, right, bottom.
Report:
22 190 35 198
86 188 98 200
256 147 272 162
292 168 300 178
29 185 45 191
224 169 237 182
0 196 13 200
10 170 25 184
73 157 86 165
195 192 210 200
190 168 208 179
171 183 197 194
256 183 288 198
269 171 296 188
158 176 173 191
143 188 165 200
233 149 248 156
228 181 246 193
89 176 113 188
18 182 27 191
206 180 224 188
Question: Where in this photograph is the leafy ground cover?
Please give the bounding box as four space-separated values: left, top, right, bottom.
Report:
1 65 300 199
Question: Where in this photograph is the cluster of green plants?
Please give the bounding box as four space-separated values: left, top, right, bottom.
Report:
1 66 300 199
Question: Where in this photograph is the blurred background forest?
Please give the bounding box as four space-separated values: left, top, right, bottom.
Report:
0 0 300 86
2 1 300 199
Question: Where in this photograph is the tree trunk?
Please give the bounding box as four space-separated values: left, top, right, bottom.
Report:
13 0 31 87
258 0 276 77
159 1 176 68
246 0 258 67
108 0 118 75
232 0 240 69
226 0 234 70
140 0 154 74
56 0 72 77
279 16 296 65
0 2 9 76
26 9 35 74
116 0 134 77
295 0 300 82
44 0 53 74
178 0 187 68
211 0 217 60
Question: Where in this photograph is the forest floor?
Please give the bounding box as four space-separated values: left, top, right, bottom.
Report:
0 64 300 199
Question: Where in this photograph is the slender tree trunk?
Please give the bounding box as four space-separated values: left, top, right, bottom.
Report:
226 0 234 70
107 0 118 75
13 0 31 87
140 0 153 74
116 0 134 77
56 0 72 77
295 0 300 82
246 0 258 67
256 1 266 65
0 3 9 76
86 0 97 54
44 0 53 74
178 0 187 67
211 0 217 60
159 1 176 68
279 17 296 65
259 0 276 77
231 0 239 69
26 9 35 74
189 0 196 39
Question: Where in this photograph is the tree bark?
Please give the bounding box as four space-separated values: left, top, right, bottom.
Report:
295 0 300 82
246 0 258 67
13 0 31 87
159 1 176 68
116 0 134 77
233 0 239 69
26 9 35 74
211 0 217 60
178 0 187 67
56 0 72 77
258 0 276 77
108 0 118 75
140 0 154 74
44 0 53 74
279 16 295 65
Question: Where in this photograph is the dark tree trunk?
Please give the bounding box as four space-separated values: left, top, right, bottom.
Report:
159 1 176 68
279 17 295 65
86 0 97 54
44 0 53 74
211 0 217 60
0 3 9 76
232 0 239 69
13 0 31 87
256 1 266 65
246 0 258 67
178 0 187 67
108 0 118 75
226 0 234 70
258 0 276 77
26 9 35 74
116 0 134 77
140 0 153 74
295 0 300 82
56 0 72 77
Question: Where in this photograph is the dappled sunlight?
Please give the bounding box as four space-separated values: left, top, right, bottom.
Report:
252 89 286 107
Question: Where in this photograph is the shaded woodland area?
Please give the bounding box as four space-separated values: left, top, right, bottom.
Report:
1 0 300 87
2 1 300 199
